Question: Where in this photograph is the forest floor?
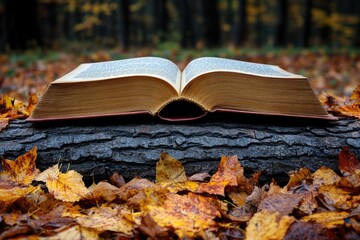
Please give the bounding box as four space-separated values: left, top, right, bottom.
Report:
1 46 359 101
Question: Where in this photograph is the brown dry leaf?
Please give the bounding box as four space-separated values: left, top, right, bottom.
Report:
312 166 341 187
286 167 312 190
301 211 349 229
245 209 295 240
319 185 360 210
137 214 168 239
257 193 305 216
39 225 99 240
338 146 360 176
35 164 89 202
117 177 155 202
147 192 221 238
0 147 39 186
284 221 339 240
0 114 9 131
86 181 119 202
297 192 319 215
64 203 135 235
156 152 187 186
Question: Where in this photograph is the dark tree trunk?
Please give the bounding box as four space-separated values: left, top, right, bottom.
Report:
1 117 359 186
177 0 195 48
303 0 312 48
118 0 129 50
275 0 288 47
201 0 220 47
232 0 247 46
5 0 39 50
153 0 168 43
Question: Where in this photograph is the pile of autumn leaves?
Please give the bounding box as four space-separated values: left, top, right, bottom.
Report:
0 146 359 239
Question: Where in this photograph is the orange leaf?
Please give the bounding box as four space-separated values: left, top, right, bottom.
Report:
210 155 243 186
147 192 220 238
35 164 89 202
285 167 312 190
245 210 295 240
0 114 9 131
0 147 39 186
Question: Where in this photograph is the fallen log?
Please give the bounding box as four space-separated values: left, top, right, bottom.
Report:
0 114 359 185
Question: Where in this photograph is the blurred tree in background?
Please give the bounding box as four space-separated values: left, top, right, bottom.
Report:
0 0 359 51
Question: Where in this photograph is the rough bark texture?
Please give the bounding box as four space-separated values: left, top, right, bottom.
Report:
0 115 359 185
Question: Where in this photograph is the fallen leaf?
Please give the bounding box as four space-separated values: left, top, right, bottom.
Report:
245 210 295 240
86 181 119 202
0 147 39 186
156 152 187 186
338 146 360 176
35 164 89 202
109 172 125 188
210 155 243 187
301 211 349 229
0 185 39 213
284 221 339 240
137 214 168 238
286 167 312 190
258 193 305 216
65 203 135 235
147 192 221 238
40 224 99 240
0 114 9 131
319 185 360 210
312 166 341 187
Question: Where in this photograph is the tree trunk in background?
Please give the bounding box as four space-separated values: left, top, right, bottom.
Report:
153 0 168 43
232 0 247 46
303 0 312 47
5 0 39 50
201 0 220 47
178 0 195 48
275 0 288 47
118 0 129 50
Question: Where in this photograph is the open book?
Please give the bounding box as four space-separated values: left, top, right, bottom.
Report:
28 57 336 121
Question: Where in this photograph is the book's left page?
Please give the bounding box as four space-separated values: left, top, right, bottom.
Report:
55 57 182 92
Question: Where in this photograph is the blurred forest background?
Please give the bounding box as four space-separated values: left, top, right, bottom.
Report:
1 0 360 51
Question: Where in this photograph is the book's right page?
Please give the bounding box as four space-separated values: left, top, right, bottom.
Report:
181 57 304 91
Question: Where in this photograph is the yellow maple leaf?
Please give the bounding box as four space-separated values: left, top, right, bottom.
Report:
0 147 39 186
156 152 187 186
245 210 295 240
319 185 360 210
35 164 89 202
64 204 135 235
0 185 39 213
312 166 341 187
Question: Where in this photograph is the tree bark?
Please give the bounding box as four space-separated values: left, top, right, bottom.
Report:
0 116 359 185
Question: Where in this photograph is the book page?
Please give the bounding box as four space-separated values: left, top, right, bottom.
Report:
181 57 305 91
55 57 181 91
